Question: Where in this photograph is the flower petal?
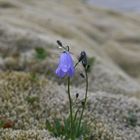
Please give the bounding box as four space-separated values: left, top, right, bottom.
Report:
68 67 74 77
55 51 75 78
55 67 66 78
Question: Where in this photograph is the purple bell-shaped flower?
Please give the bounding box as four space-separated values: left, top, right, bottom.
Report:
55 51 75 78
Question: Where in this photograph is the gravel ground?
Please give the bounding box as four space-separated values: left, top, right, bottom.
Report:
0 72 140 139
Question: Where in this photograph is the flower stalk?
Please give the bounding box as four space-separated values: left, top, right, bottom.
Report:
77 68 88 134
67 77 74 139
52 41 90 140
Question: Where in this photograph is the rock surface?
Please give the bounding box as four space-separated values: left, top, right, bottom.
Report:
0 0 140 139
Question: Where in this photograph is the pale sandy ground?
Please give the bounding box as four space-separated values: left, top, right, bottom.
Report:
0 0 140 139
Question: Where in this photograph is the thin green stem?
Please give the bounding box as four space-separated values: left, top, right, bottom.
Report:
77 69 88 134
67 77 74 139
74 61 79 68
74 107 80 122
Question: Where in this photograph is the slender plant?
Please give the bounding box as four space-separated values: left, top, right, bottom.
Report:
46 40 91 140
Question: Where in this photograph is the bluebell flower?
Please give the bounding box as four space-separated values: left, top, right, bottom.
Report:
55 51 75 78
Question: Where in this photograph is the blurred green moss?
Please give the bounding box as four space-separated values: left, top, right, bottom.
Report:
35 47 47 60
0 1 16 8
87 56 95 73
25 96 39 104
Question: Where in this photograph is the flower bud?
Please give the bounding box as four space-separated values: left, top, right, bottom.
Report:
78 51 86 62
81 101 85 106
79 51 88 68
57 40 63 47
76 93 79 98
80 73 85 78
